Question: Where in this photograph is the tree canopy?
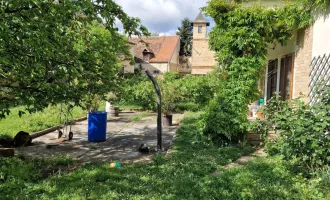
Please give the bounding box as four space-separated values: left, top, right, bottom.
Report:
176 18 193 56
0 0 148 119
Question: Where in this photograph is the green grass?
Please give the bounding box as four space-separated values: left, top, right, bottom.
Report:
115 103 144 111
210 157 329 199
0 102 105 138
0 112 329 199
130 112 149 122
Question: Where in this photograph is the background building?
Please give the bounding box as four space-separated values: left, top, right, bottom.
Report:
191 12 216 75
125 36 180 75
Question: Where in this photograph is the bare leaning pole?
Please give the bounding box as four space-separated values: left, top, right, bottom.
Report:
145 70 162 151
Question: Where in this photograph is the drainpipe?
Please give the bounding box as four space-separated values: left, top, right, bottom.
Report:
145 70 162 151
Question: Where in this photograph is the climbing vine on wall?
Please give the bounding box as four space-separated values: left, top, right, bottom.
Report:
201 0 319 142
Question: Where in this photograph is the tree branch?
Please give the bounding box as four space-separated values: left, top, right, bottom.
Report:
3 5 38 14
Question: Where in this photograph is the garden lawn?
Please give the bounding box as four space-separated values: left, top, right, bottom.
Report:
0 112 329 199
0 104 97 138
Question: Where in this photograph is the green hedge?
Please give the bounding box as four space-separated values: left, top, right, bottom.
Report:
115 72 223 112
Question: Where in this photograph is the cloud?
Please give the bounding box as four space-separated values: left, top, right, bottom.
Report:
114 0 213 36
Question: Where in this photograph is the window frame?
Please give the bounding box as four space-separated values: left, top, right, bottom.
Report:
198 26 202 33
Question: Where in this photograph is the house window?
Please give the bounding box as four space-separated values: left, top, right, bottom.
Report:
143 53 149 62
153 70 160 74
267 59 278 100
198 26 202 33
279 54 294 100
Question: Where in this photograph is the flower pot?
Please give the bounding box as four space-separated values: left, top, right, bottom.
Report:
162 114 173 127
109 106 119 117
256 111 265 119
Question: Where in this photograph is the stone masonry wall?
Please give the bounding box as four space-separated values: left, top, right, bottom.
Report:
293 25 313 102
192 39 216 67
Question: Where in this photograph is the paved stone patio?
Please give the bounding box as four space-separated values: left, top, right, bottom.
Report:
17 111 184 164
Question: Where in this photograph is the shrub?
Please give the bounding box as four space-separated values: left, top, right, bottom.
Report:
115 75 157 110
316 165 330 192
178 75 215 106
175 102 200 112
202 58 264 143
163 72 180 82
159 81 182 115
248 118 272 137
129 81 157 111
115 72 222 112
264 87 330 172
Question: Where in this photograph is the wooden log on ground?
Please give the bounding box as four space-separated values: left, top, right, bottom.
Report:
31 116 87 139
31 126 61 139
0 148 15 157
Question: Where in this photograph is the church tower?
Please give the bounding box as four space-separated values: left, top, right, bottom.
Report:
192 12 210 40
191 12 216 75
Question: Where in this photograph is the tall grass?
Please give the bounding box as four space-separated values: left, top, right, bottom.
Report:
0 102 105 138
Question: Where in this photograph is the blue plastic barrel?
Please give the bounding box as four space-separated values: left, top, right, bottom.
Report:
88 111 107 142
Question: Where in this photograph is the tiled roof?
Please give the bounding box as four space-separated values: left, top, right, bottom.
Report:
192 12 210 26
129 36 180 63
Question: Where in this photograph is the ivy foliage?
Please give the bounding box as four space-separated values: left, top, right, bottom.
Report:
0 0 148 119
201 0 315 142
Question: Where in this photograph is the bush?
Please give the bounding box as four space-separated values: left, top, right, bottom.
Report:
248 118 272 137
115 72 222 112
159 80 182 115
115 75 157 110
202 58 264 143
176 102 200 112
263 87 330 172
316 166 330 193
163 72 180 82
177 75 215 106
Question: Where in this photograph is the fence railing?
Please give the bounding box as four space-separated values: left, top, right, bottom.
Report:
309 53 330 104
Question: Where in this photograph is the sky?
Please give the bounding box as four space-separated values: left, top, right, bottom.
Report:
114 0 214 36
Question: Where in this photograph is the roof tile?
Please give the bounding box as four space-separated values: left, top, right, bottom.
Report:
129 36 179 63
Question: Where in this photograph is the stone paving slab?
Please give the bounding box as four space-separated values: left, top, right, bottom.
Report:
17 111 183 164
213 148 267 175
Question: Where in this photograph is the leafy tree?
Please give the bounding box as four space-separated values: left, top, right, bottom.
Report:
201 0 313 142
176 18 193 56
0 0 148 119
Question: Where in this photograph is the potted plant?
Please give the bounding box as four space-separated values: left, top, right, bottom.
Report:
160 81 181 126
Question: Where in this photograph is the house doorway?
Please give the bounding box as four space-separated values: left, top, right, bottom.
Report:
267 59 278 100
279 53 295 100
265 53 295 102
